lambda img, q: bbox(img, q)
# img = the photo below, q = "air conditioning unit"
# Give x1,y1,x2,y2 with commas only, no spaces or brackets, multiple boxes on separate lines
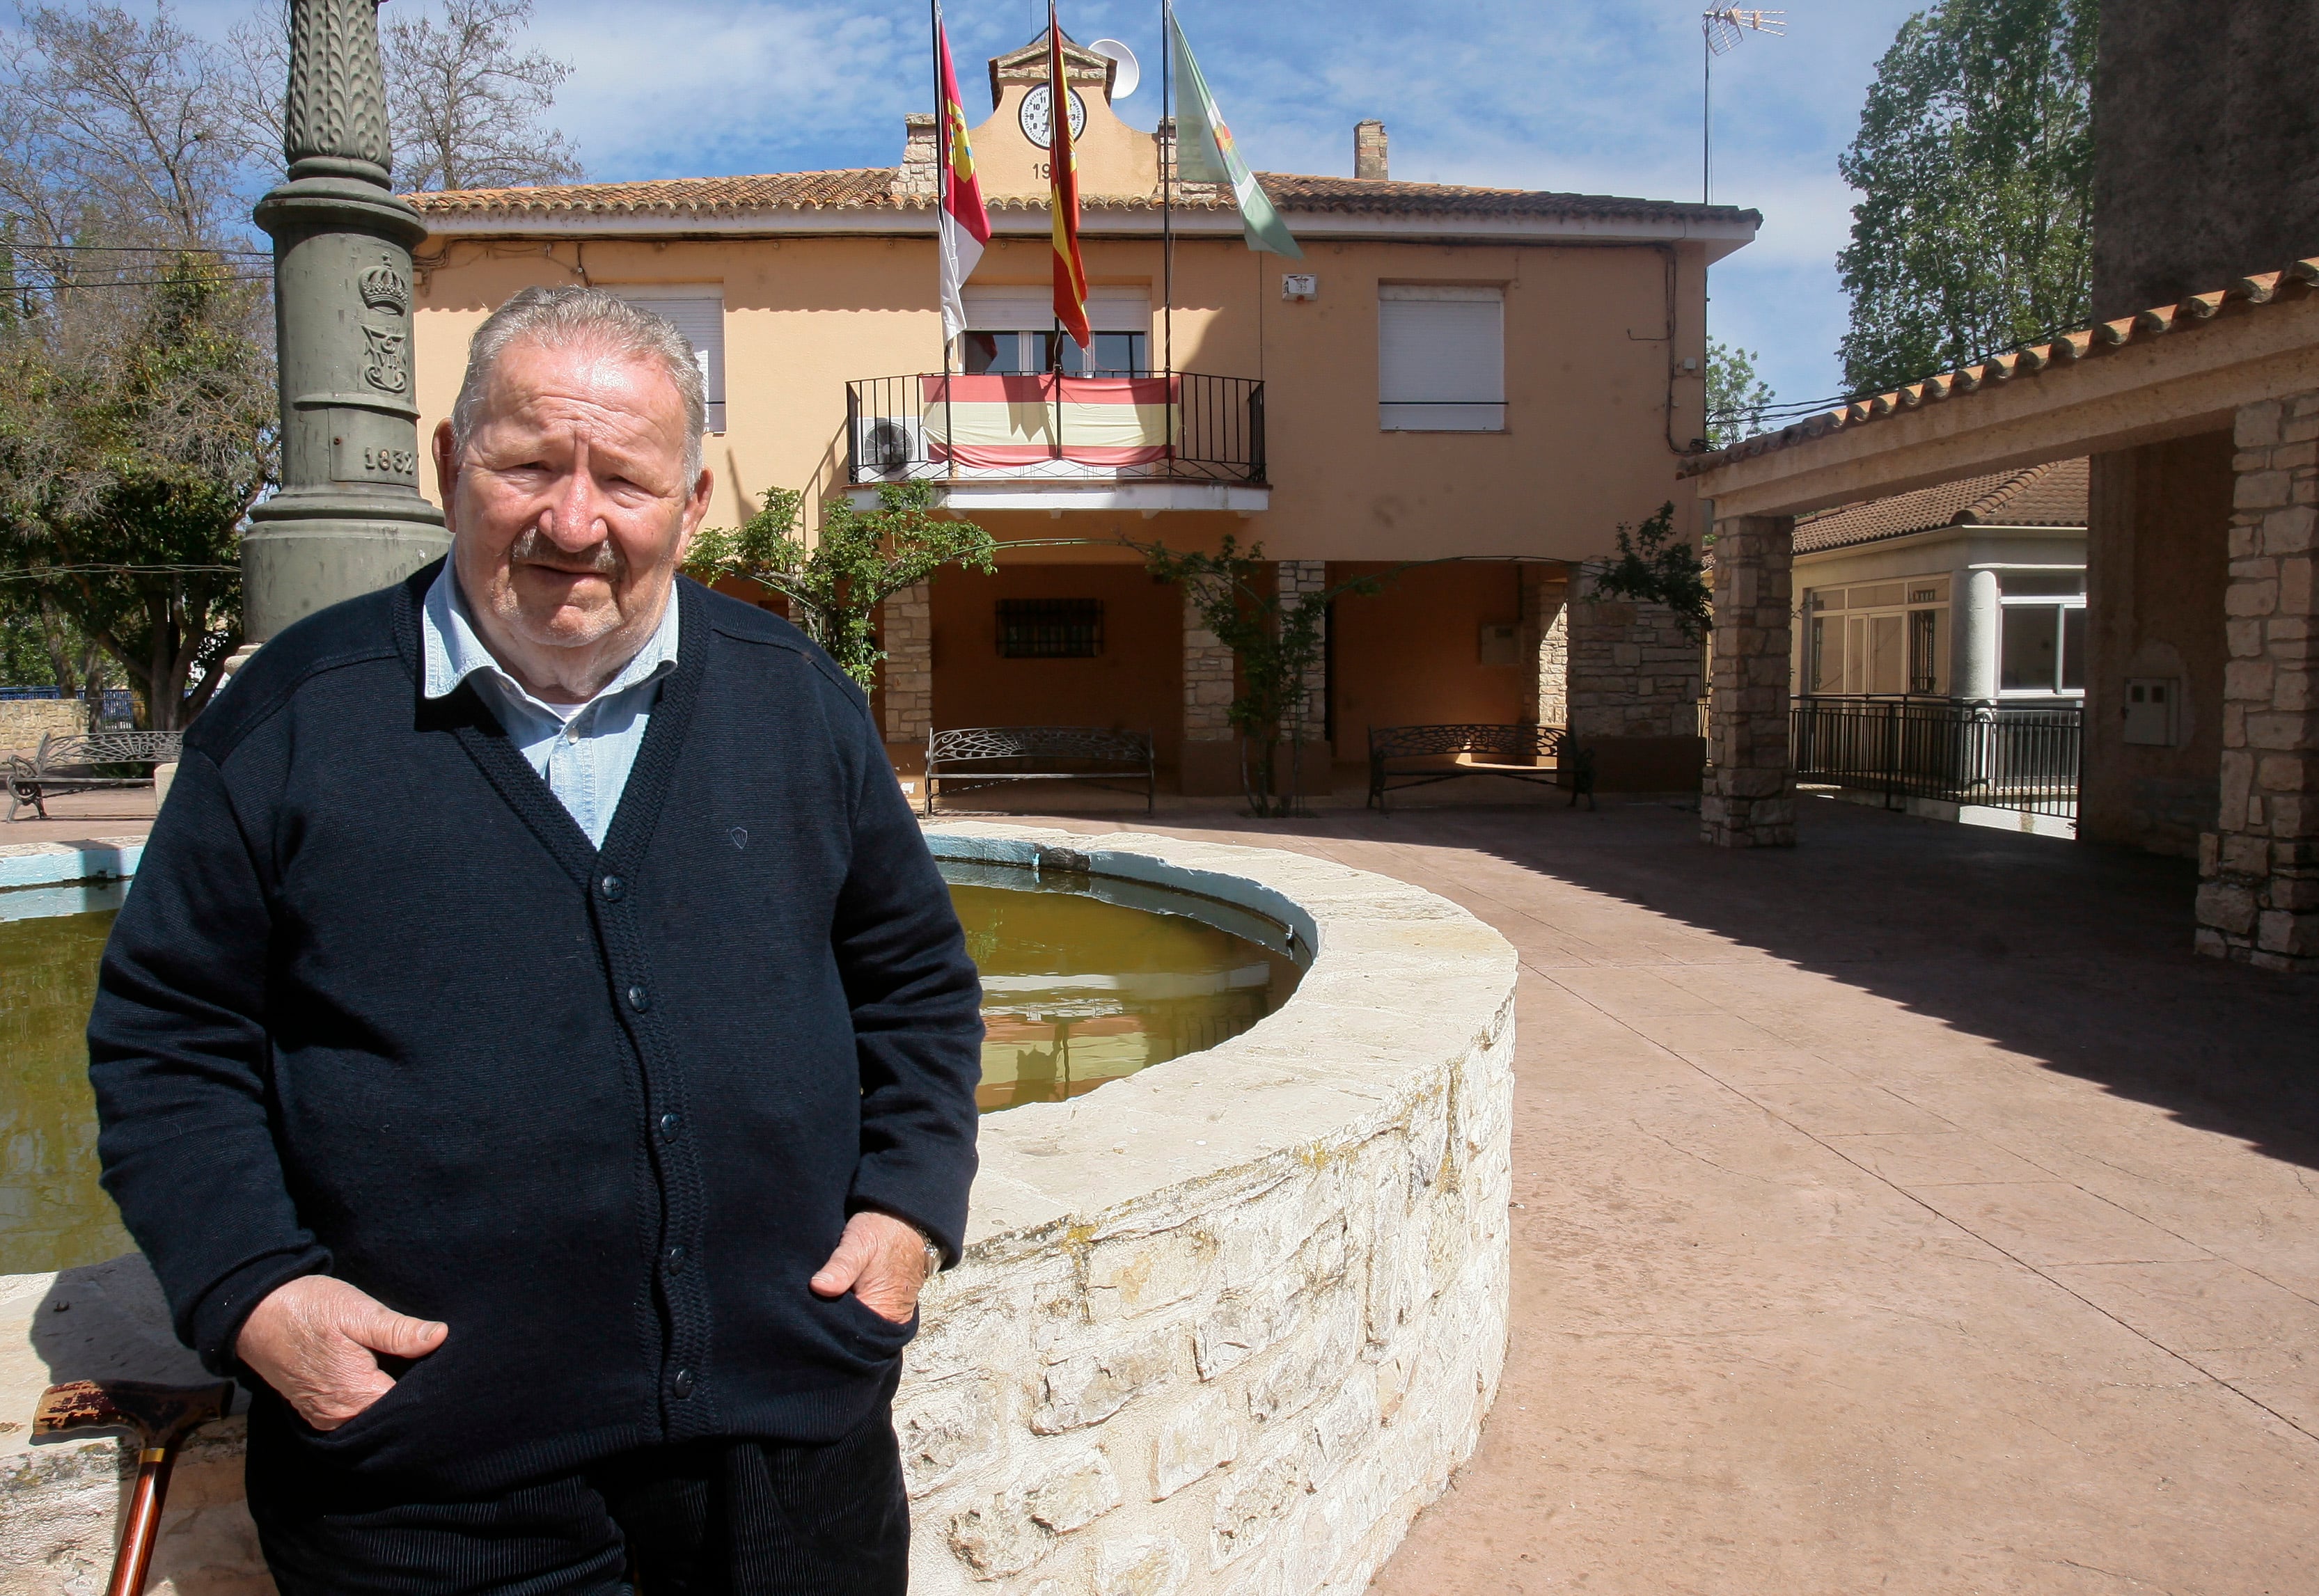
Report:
853,414,925,480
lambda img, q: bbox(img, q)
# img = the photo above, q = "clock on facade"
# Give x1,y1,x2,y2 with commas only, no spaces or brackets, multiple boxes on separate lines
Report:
1019,83,1088,147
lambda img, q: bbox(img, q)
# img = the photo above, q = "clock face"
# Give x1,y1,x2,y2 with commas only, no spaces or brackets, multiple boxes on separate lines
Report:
1019,83,1088,148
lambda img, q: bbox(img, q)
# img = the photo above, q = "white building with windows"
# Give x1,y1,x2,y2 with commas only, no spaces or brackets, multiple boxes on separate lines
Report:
1791,459,2089,704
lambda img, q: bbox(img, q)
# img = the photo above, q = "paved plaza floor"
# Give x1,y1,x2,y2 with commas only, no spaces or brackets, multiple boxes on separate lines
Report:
14,782,2313,1590
1007,794,2317,1596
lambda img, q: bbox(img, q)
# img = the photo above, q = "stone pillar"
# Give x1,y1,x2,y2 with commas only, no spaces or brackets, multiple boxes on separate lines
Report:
880,582,932,746
1276,560,1329,741
2196,394,2319,970
1701,514,1797,846
242,0,448,645
1179,583,1237,793
1519,564,1570,726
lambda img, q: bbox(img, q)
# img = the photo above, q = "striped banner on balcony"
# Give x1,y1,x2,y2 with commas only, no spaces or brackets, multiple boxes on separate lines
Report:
922,374,1175,468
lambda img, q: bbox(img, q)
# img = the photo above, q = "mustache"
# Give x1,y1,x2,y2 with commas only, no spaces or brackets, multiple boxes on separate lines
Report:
508,528,624,577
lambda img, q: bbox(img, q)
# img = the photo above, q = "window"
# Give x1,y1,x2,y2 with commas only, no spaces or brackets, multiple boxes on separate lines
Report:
960,287,1150,375
997,599,1104,658
1803,576,1949,696
1995,568,2087,695
963,330,1147,376
1378,284,1504,431
604,289,725,432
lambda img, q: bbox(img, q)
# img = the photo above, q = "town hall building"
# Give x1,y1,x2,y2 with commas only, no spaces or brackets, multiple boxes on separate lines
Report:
407,32,1757,796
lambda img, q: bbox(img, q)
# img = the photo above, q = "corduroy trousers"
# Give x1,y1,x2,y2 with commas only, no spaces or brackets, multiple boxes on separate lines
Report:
246,1396,911,1596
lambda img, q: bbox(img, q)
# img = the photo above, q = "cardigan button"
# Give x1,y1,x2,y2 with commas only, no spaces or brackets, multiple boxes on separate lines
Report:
599,874,626,901
627,985,650,1012
658,1111,682,1139
663,1245,687,1274
670,1368,695,1399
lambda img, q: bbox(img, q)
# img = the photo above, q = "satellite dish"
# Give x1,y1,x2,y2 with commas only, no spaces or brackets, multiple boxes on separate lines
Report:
1089,38,1140,99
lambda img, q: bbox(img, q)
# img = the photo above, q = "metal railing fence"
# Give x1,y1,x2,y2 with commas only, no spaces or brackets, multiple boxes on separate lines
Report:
845,371,1265,486
1791,695,2082,819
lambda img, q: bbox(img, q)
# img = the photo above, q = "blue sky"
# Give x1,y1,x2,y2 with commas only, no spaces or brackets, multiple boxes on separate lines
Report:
181,0,1930,406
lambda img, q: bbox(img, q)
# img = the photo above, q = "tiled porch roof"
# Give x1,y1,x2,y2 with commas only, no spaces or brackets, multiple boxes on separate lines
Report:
1793,458,2088,554
1683,258,2319,476
408,170,1756,227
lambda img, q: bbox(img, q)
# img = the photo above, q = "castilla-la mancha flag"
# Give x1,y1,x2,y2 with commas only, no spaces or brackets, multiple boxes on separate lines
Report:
936,8,990,345
1046,2,1092,350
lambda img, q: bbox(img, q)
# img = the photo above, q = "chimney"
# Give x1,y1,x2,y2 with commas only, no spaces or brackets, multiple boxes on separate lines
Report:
1355,119,1388,180
896,112,938,198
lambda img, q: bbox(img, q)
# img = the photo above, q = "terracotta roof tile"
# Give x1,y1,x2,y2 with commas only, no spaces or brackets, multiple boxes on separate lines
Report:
1793,458,2088,554
1681,259,2319,476
413,168,906,218
408,169,1758,227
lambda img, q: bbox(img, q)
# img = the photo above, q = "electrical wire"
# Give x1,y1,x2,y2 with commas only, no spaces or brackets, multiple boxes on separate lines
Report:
0,564,239,580
0,242,269,257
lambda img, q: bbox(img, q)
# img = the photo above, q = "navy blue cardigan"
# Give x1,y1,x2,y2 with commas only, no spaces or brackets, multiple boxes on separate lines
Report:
87,565,983,1492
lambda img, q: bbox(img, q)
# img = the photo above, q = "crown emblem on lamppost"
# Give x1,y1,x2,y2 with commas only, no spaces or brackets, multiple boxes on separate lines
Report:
359,262,410,314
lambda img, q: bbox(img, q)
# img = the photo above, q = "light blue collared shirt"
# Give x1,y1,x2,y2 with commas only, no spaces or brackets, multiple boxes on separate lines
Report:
420,562,680,850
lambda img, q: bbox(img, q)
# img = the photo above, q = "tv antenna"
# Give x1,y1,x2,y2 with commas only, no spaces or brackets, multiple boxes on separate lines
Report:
1701,8,1784,205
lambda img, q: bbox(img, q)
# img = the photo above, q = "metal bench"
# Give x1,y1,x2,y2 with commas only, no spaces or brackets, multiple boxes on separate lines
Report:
1367,722,1572,814
6,730,183,821
925,726,1156,817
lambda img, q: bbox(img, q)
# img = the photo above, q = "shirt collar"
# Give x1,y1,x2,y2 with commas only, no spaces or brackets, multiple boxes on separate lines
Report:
421,557,682,712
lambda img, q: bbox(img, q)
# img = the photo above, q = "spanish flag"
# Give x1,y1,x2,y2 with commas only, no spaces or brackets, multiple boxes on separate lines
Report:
1047,3,1092,351
936,7,990,344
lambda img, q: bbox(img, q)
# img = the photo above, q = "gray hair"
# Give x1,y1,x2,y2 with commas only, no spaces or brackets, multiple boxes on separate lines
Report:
450,285,707,481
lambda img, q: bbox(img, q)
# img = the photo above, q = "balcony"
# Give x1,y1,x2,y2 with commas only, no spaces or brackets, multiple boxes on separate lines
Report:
842,372,1268,516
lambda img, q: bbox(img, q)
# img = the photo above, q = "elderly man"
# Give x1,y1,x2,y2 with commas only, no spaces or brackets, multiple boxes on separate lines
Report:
88,286,983,1594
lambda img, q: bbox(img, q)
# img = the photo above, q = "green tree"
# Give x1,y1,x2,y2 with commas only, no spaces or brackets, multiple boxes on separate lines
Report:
1704,338,1776,449
1139,537,1386,819
1587,502,1711,642
0,258,270,727
228,0,583,193
682,481,995,694
1837,0,2097,396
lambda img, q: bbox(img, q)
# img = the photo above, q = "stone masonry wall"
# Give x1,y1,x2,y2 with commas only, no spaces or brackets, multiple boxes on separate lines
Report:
0,699,89,756
1701,516,1798,848
1276,560,1328,742
1518,566,1569,728
883,582,934,746
1183,587,1235,745
0,828,1519,1596
1565,597,1702,739
2196,394,2319,971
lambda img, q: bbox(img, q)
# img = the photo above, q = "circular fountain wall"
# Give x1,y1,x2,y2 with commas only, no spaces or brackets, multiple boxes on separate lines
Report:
0,826,1518,1596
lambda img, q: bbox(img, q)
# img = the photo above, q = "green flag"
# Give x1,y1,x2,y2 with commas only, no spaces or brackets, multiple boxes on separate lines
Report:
1169,14,1303,259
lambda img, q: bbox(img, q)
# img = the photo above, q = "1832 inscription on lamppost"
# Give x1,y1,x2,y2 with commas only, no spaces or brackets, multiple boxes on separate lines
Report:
239,0,448,646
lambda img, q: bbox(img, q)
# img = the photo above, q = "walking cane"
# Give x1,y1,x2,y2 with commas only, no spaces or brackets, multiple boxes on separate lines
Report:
34,1378,236,1596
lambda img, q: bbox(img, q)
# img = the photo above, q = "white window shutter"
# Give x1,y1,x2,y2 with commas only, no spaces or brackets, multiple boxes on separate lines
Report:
964,285,1149,333
604,289,726,434
1378,286,1504,432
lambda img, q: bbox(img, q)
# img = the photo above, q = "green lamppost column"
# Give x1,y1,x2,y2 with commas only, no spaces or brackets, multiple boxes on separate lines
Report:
242,0,448,645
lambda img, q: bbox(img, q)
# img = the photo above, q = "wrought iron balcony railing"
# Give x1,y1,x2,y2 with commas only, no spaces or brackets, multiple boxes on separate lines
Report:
845,371,1265,487
1791,694,2082,819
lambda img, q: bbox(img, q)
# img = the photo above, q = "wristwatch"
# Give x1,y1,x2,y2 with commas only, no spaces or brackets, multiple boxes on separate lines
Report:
914,1224,945,1277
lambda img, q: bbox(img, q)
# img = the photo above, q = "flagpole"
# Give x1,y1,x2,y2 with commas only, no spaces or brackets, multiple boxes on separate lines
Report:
1161,0,1174,381
934,0,954,480
1049,2,1063,453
